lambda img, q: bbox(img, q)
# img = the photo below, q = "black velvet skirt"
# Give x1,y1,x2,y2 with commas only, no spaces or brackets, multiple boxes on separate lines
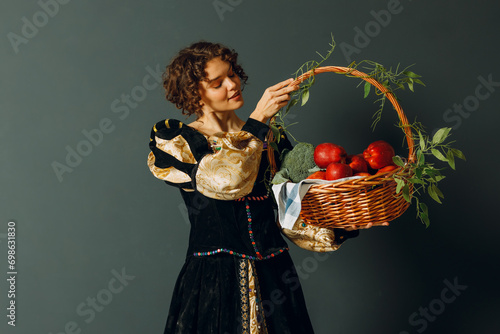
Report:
164,251,315,334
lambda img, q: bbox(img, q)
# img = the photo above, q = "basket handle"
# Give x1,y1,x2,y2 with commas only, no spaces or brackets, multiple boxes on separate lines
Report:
267,66,415,175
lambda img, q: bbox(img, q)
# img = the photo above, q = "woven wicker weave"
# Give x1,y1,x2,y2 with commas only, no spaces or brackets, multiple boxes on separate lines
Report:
269,66,415,229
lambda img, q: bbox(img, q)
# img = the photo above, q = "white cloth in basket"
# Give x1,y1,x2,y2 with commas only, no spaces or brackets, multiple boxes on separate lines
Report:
272,176,363,230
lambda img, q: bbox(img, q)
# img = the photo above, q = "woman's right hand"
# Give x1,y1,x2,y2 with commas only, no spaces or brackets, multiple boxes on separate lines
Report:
249,78,299,124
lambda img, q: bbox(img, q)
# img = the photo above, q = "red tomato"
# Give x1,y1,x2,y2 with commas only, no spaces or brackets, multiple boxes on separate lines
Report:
347,154,368,174
363,140,395,169
306,171,326,180
314,143,347,169
376,165,399,174
325,163,353,181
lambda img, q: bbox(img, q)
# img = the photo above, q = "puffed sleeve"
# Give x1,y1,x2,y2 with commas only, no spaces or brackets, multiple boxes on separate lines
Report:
147,119,200,191
147,118,269,200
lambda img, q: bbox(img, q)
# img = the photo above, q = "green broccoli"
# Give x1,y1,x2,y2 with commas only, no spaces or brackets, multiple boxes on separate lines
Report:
279,142,317,183
271,169,290,185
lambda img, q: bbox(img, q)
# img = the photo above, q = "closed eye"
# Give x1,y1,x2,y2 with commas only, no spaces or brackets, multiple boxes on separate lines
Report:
213,70,235,89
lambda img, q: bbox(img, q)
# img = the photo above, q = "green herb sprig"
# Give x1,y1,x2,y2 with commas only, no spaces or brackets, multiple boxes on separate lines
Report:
392,124,466,227
272,35,425,139
350,60,425,130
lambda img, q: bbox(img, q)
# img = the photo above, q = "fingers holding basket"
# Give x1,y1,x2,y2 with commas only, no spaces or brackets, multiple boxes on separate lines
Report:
344,222,390,231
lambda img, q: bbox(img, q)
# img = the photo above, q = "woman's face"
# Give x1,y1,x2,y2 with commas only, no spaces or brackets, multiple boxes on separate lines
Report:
198,57,244,114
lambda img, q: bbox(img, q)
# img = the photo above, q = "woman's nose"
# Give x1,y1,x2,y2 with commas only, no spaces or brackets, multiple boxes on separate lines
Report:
226,76,239,90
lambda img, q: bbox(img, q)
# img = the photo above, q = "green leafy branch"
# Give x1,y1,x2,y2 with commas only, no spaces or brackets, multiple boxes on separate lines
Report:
272,35,425,141
392,124,466,227
348,60,426,130
271,34,337,143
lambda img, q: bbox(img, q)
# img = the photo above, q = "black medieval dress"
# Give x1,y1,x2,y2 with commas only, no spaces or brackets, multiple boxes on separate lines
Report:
147,118,355,334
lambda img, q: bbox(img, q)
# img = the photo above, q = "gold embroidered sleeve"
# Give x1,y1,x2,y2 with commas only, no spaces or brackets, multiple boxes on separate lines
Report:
147,118,267,198
147,134,196,186
195,131,263,201
147,119,199,191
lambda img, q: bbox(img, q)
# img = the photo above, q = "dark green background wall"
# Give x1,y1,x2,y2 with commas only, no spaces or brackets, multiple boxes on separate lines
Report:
1,0,499,333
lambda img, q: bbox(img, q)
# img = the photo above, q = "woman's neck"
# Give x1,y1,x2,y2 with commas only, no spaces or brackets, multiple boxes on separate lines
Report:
189,110,245,135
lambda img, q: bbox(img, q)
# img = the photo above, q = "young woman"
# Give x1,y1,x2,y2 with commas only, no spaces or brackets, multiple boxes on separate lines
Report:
147,41,359,334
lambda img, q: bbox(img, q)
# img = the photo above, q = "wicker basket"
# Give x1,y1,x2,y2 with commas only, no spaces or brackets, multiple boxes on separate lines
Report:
269,66,416,229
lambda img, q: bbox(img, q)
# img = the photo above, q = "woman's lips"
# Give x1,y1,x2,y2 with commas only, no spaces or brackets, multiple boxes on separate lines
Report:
229,91,241,100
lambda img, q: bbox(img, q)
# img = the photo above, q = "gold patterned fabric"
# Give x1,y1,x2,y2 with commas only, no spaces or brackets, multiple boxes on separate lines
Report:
280,217,341,252
148,120,263,200
147,134,195,185
238,259,268,334
196,131,263,200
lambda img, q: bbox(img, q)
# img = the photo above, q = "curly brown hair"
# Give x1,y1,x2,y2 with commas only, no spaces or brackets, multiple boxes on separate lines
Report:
162,41,248,118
